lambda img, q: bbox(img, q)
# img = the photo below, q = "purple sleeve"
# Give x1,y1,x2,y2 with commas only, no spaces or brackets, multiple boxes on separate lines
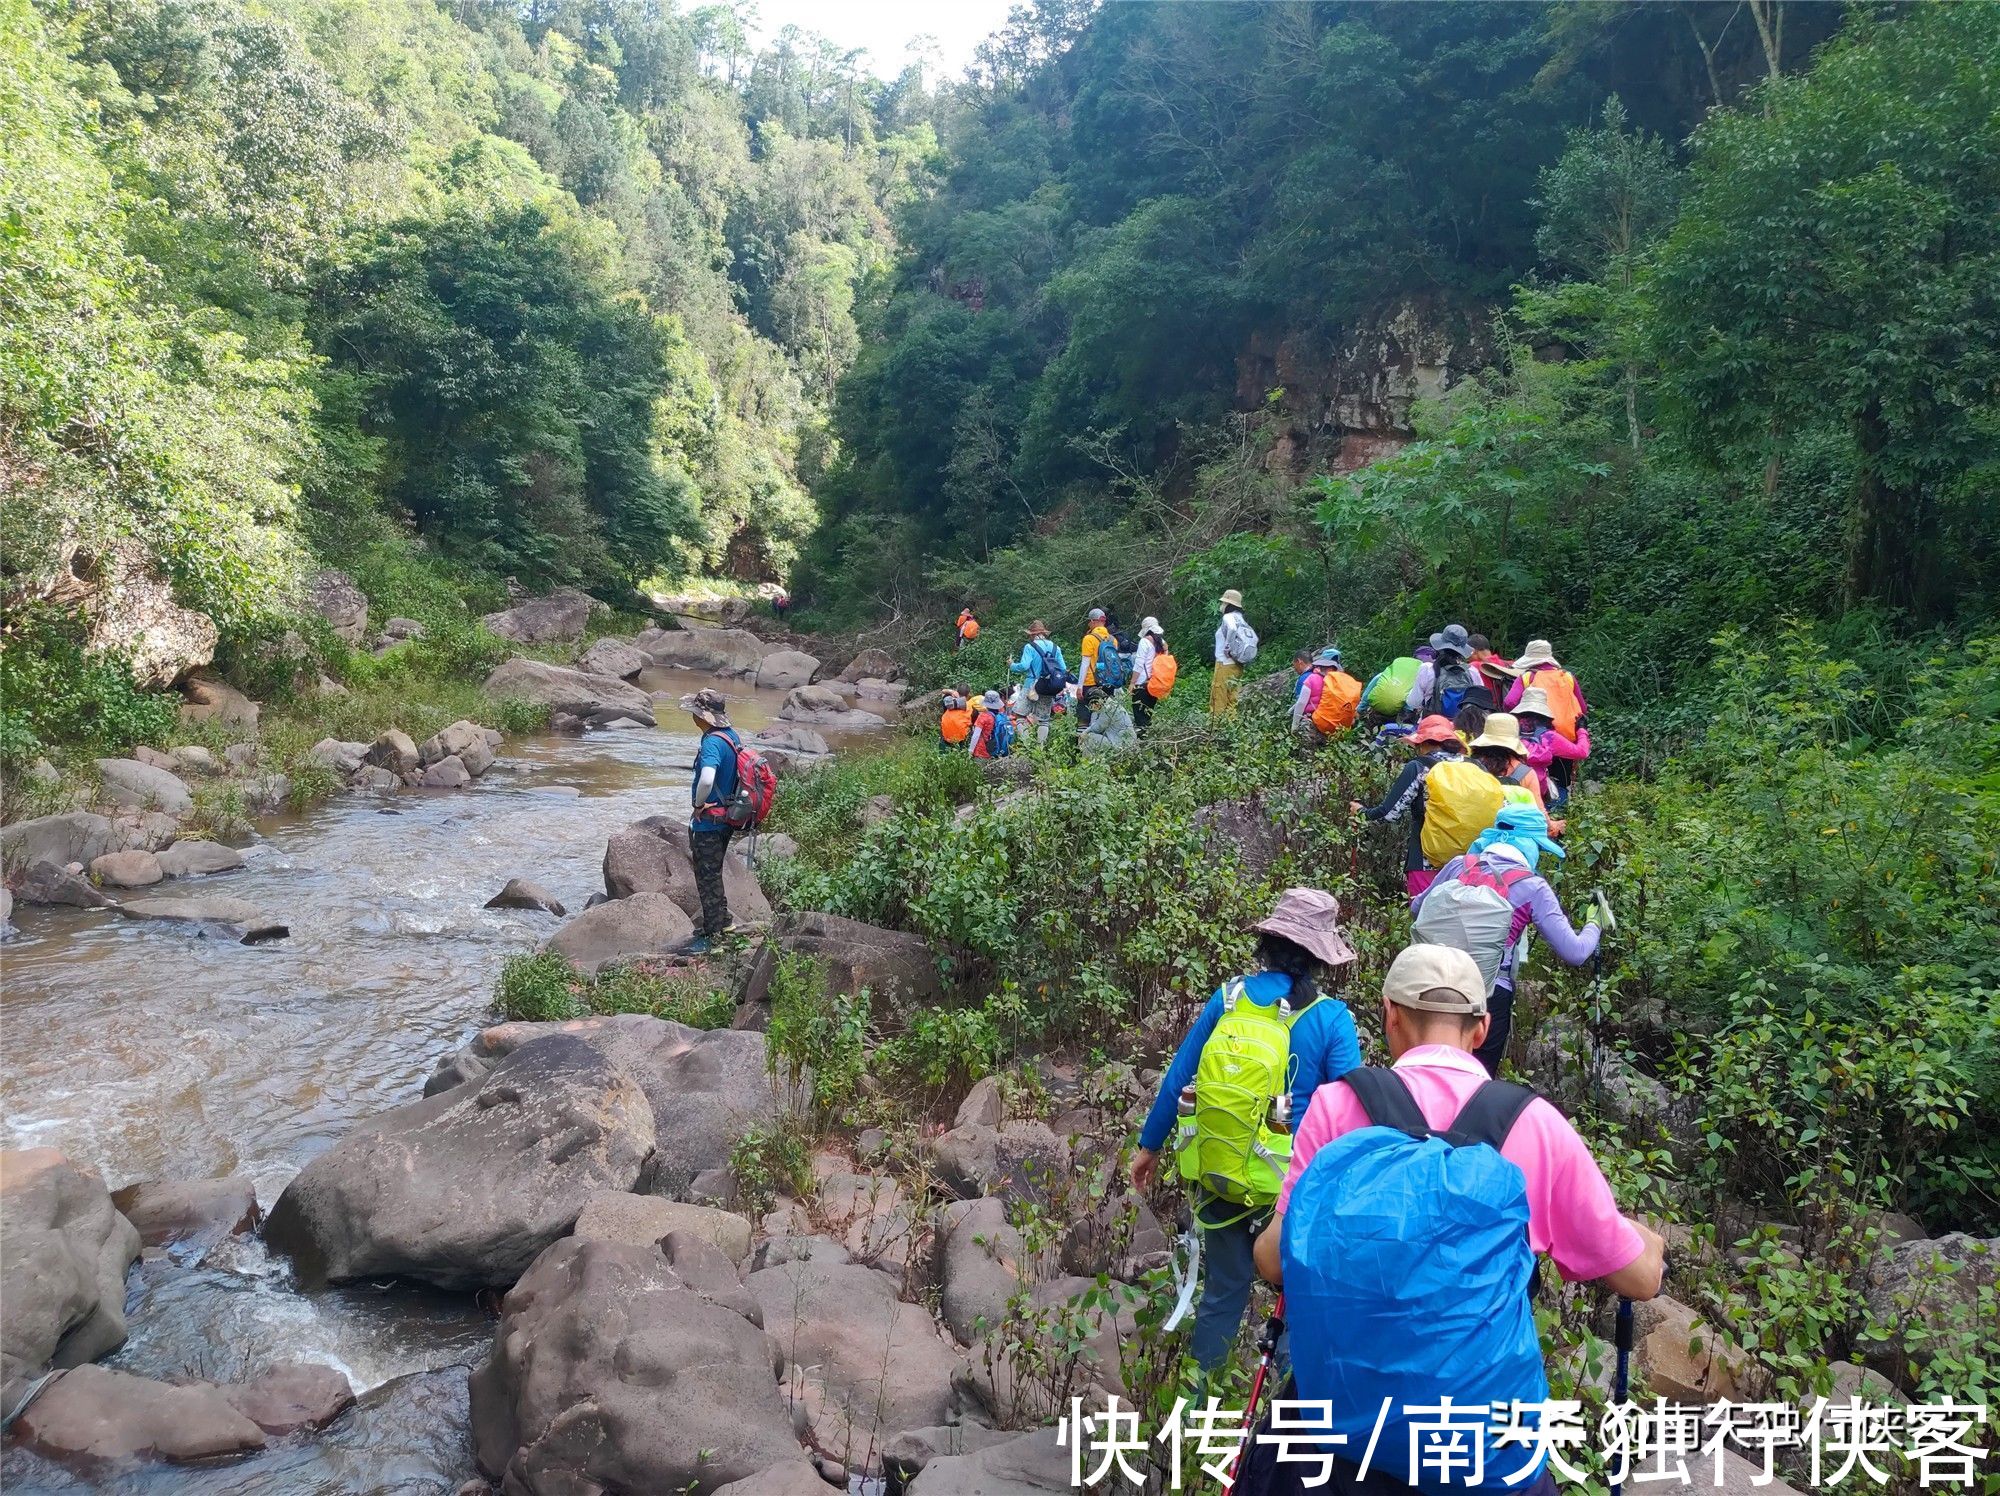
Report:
1503,676,1524,710
1522,879,1600,967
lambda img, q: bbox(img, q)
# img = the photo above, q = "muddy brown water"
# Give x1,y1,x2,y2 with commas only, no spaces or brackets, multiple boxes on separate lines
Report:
0,669,895,1492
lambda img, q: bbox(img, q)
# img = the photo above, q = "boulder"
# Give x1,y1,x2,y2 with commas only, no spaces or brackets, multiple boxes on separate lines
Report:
179,673,259,731
306,569,370,646
574,638,648,680
118,896,286,943
1861,1232,1997,1381
219,1362,357,1436
883,1422,1016,1483
169,744,222,777
778,702,889,731
114,808,182,852
544,891,696,975
752,1234,851,1271
480,587,595,644
713,1461,834,1496
738,911,941,1029
761,745,833,776
938,1196,1031,1344
751,831,801,863
347,765,399,794
363,729,419,776
93,758,193,815
87,850,161,888
0,886,12,940
906,1427,1073,1496
837,648,902,683
638,625,771,677
483,657,657,727
0,1149,141,1390
15,1365,268,1468
601,815,771,926
928,1122,1070,1205
851,677,908,705
239,773,291,816
754,726,831,757
265,1034,655,1290
956,1275,1134,1426
426,1015,773,1185
956,1076,1004,1130
470,1236,800,1494
1633,1295,1746,1403
156,840,245,878
382,616,426,642
648,593,754,626
0,812,120,875
71,540,217,689
745,1258,960,1438
572,1191,753,1265
754,649,822,691
420,755,472,789
1059,1192,1170,1280
133,745,176,771
17,860,115,908
485,878,566,917
109,1176,261,1257
418,720,497,776
814,1171,924,1273
309,738,369,776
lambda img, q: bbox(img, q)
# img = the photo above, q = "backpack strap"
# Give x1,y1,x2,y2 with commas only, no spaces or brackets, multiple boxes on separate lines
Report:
1440,1079,1538,1151
1339,1067,1431,1139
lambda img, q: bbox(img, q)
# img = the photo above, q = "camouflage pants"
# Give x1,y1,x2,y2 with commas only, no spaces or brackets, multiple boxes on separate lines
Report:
690,825,733,935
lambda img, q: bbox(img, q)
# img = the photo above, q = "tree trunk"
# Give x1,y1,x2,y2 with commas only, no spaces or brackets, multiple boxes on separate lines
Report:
1845,401,1926,615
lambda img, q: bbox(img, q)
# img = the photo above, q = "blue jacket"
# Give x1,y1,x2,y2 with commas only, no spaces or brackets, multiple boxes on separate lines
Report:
1139,971,1361,1151
1012,639,1067,682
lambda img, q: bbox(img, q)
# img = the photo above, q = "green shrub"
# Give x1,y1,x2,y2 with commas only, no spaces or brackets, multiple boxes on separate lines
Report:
729,1117,815,1215
0,609,181,764
764,953,868,1119
495,951,585,1023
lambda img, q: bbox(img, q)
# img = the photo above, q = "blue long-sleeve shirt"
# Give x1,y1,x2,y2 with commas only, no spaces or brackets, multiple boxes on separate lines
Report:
1139,971,1362,1151
1011,639,1067,683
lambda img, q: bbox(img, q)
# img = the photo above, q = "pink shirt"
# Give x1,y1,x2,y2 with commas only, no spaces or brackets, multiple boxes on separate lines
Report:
1278,1045,1643,1284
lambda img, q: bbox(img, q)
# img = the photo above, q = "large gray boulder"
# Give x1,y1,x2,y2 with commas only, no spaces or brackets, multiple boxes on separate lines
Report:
754,725,830,756
837,647,902,683
118,895,286,943
179,673,259,730
306,568,369,646
89,849,162,888
308,738,368,776
1861,1232,1997,1383
955,1275,1135,1426
0,1149,142,1394
907,1428,1073,1496
93,758,193,815
76,540,217,689
738,911,941,1029
362,729,419,775
544,891,696,974
575,637,648,680
927,1121,1070,1205
417,719,496,776
426,1015,774,1187
470,1235,800,1495
937,1196,1032,1344
776,685,888,730
155,840,245,878
481,587,595,644
601,816,771,925
753,649,821,691
637,625,771,677
110,1176,260,1258
264,1034,655,1290
17,860,115,908
0,811,120,874
484,657,657,727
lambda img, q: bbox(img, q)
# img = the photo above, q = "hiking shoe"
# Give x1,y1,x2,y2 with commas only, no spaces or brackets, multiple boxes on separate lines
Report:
677,935,714,956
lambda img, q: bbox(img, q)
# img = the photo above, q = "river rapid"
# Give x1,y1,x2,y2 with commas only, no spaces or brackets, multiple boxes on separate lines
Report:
0,668,882,1493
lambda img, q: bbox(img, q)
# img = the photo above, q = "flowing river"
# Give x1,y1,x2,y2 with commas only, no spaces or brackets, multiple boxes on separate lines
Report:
0,668,887,1493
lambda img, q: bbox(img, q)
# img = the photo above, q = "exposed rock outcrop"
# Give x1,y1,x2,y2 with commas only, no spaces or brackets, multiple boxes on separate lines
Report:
484,657,657,727
88,850,162,888
306,569,370,646
17,860,115,908
93,758,193,815
179,674,260,730
837,648,902,683
637,625,770,676
737,911,941,1029
418,720,497,777
753,649,821,691
574,637,647,680
0,812,120,875
777,684,888,730
601,815,771,925
481,588,595,644
544,891,696,974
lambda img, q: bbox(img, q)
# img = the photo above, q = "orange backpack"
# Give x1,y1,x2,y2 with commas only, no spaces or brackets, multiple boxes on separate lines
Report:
1147,649,1179,699
940,707,971,744
1525,667,1580,741
1311,670,1363,733
958,615,980,641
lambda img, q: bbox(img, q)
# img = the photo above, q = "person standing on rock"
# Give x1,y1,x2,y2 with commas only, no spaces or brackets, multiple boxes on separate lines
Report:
1211,589,1258,717
682,689,741,954
1129,889,1361,1377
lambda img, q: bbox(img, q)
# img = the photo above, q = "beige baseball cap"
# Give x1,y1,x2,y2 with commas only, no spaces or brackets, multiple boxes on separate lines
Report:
1383,944,1488,1016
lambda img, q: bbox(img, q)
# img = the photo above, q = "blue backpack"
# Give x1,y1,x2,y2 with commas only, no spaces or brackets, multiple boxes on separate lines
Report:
990,711,1015,757
1093,637,1130,691
1030,640,1069,698
1281,1069,1545,1494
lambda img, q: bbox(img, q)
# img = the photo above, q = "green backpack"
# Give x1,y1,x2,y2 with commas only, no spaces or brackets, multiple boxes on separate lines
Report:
1174,979,1299,1222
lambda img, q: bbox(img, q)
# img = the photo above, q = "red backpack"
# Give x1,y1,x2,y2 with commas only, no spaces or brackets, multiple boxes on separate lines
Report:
704,731,778,830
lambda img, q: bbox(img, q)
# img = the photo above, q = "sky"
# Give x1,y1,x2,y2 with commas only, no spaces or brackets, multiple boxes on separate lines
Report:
746,0,1019,79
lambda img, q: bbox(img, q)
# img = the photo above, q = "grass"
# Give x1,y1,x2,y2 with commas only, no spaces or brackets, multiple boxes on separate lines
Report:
493,949,736,1027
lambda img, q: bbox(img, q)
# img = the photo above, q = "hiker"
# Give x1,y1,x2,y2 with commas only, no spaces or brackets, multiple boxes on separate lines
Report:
1413,805,1601,1075
771,589,790,622
967,689,1013,759
955,607,980,651
1516,684,1591,810
1078,686,1135,756
1468,711,1547,811
1351,715,1466,897
1211,588,1258,716
938,690,972,752
1010,621,1068,746
1505,640,1586,804
1131,616,1174,733
682,689,742,953
1469,631,1516,701
1307,648,1363,742
1130,889,1360,1375
1421,623,1494,717
1243,944,1664,1496
1077,607,1115,727
1288,650,1323,737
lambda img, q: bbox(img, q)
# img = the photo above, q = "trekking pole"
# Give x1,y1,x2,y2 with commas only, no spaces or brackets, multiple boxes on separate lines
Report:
1609,1297,1635,1496
1225,1293,1285,1490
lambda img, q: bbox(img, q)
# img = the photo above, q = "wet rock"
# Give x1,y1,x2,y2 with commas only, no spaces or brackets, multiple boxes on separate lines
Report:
266,1033,655,1290
307,568,370,645
88,850,161,887
938,1196,1030,1344
572,1191,753,1264
118,896,286,943
574,637,647,680
638,625,771,677
837,647,902,683
239,773,291,816
347,765,399,794
851,677,909,705
110,1176,260,1256
754,648,821,691
419,720,497,776
428,1016,773,1185
169,744,222,777
93,758,193,815
907,1426,1073,1495
601,815,771,925
470,1235,799,1494
481,588,595,644
548,711,586,734
18,860,115,908
0,1149,141,1389
485,878,565,916
421,755,472,789
362,729,419,776
1,812,120,875
180,674,260,731
738,911,941,1029
153,840,245,879
544,891,695,975
483,657,657,727
778,685,888,729
1633,1295,1746,1403
754,725,831,756
746,1258,960,1438
114,808,182,853
309,738,368,776
221,1362,357,1436
15,1365,267,1468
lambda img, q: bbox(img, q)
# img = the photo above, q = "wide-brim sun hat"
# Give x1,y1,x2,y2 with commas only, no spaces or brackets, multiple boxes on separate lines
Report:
1139,615,1162,636
1514,638,1558,670
1410,714,1460,746
1486,803,1565,860
1025,619,1050,636
1429,623,1473,656
1219,588,1244,608
1469,712,1527,756
1514,686,1555,720
1383,944,1487,1017
1254,887,1358,969
678,689,731,726
982,690,1004,709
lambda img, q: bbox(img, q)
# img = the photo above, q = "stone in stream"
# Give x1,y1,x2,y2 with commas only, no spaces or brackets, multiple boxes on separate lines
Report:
346,765,399,794
635,624,770,677
484,878,566,916
837,646,902,683
543,891,695,974
87,850,162,888
0,812,120,875
266,1035,655,1291
418,720,497,776
600,815,771,926
118,895,287,943
480,587,595,645
239,773,292,816
752,648,821,691
573,637,647,680
420,755,472,789
483,657,657,727
155,839,246,878
362,729,420,776
16,860,115,909
114,808,182,852
0,886,12,940
110,1175,261,1256
0,1149,142,1391
470,1236,801,1495
92,758,194,815
309,738,368,776
753,725,830,756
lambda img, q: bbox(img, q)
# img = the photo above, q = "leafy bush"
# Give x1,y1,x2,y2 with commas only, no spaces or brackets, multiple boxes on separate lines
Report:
763,953,868,1121
493,951,734,1028
494,951,584,1023
729,1117,815,1216
0,610,181,763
